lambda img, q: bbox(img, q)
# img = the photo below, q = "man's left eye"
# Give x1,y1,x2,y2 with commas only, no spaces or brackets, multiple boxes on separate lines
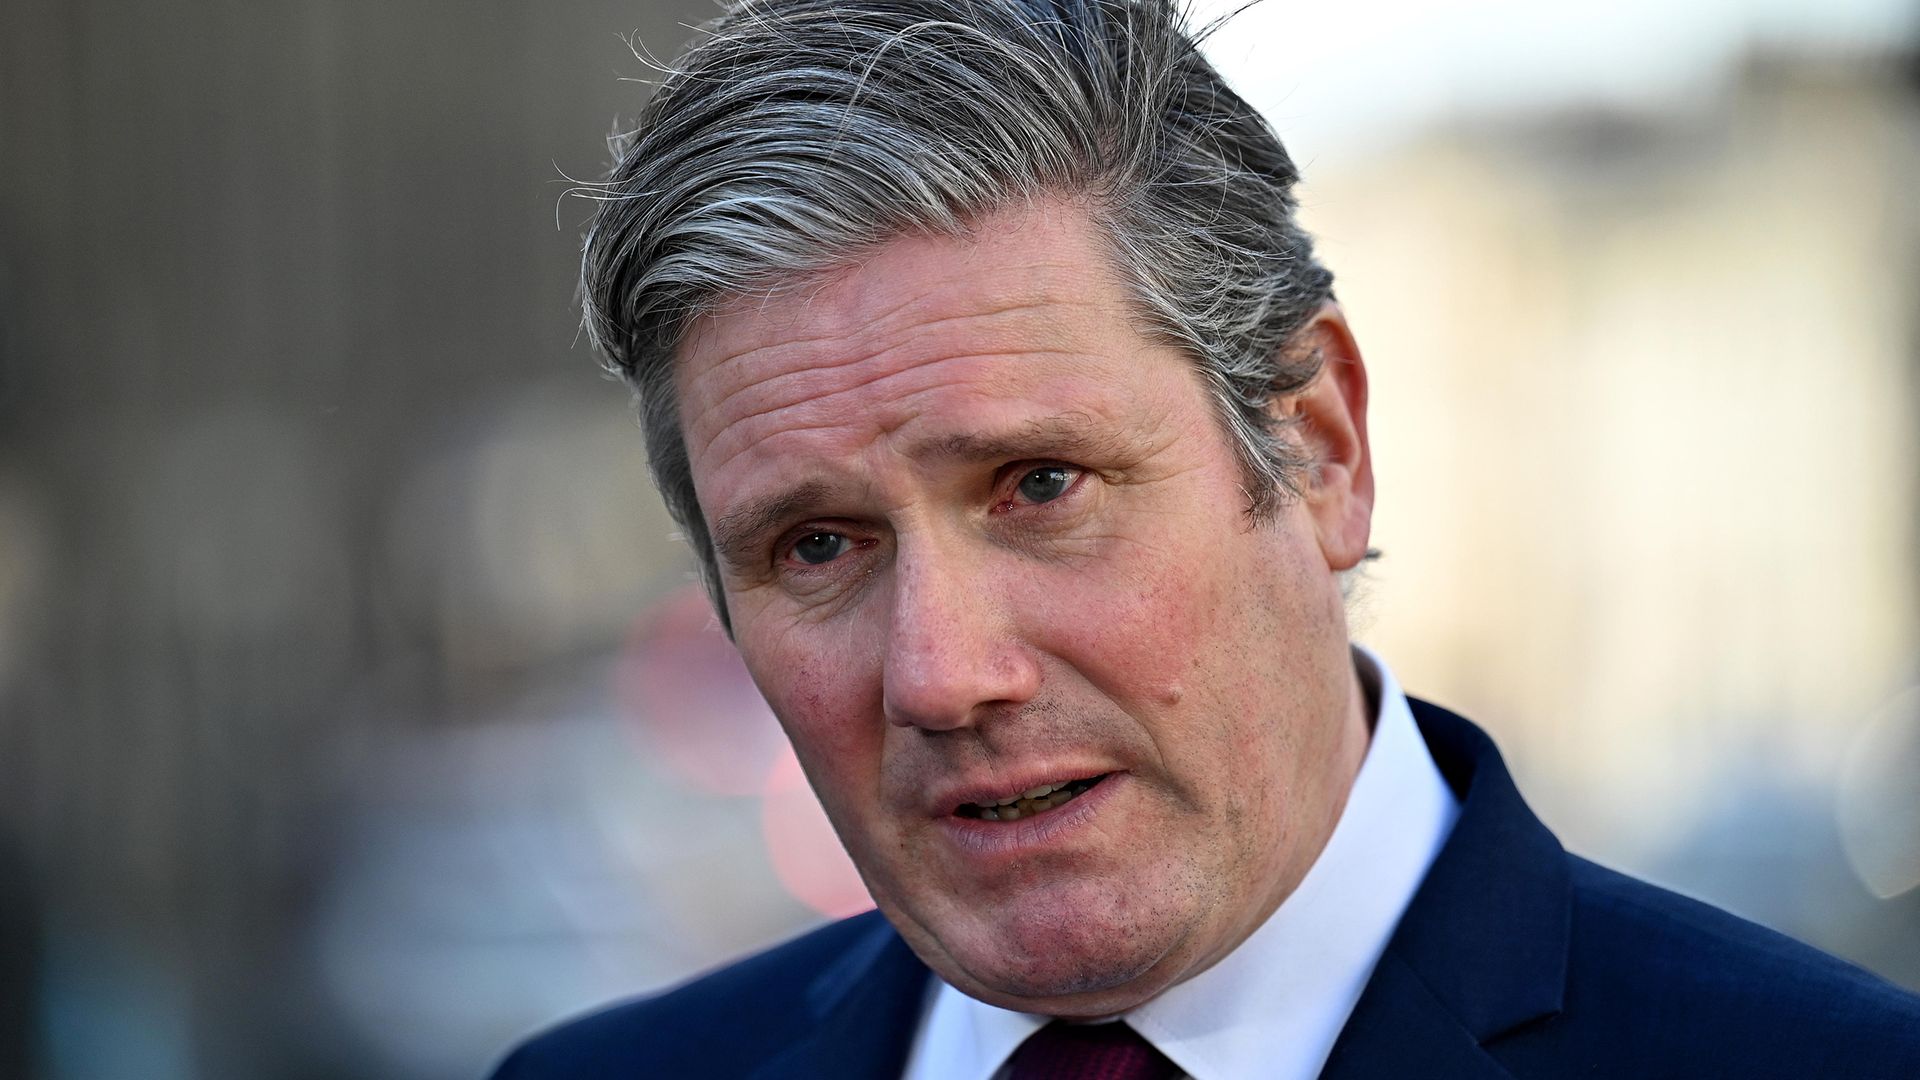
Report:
790,531,852,565
1015,466,1076,504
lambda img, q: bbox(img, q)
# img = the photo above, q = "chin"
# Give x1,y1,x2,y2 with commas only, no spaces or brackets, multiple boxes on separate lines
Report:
918,887,1194,1011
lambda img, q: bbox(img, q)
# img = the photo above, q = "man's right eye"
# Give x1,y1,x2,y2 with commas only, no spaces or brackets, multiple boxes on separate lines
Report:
790,531,851,566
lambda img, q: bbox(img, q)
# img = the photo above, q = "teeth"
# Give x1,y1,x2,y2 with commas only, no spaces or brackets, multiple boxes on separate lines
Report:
991,782,1062,807
961,775,1107,821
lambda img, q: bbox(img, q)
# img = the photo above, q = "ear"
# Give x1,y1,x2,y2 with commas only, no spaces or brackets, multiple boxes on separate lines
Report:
1274,303,1374,570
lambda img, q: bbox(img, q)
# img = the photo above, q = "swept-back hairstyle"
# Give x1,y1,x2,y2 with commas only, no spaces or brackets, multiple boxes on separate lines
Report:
581,0,1335,628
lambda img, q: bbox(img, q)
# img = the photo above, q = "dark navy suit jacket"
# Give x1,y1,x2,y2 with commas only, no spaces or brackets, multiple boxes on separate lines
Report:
490,700,1920,1078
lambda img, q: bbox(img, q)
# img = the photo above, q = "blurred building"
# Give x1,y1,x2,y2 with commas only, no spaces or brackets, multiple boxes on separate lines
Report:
1319,46,1920,975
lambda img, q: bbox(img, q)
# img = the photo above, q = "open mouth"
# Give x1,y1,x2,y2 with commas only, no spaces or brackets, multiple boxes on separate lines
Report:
953,774,1109,822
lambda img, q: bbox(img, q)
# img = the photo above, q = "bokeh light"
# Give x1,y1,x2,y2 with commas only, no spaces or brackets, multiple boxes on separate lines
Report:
761,747,874,920
618,587,788,796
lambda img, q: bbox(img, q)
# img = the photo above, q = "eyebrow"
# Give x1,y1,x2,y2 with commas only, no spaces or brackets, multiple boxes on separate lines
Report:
711,480,835,573
707,413,1128,572
904,412,1113,464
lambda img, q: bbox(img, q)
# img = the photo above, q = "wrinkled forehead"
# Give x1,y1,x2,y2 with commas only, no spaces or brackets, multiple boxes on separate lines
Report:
672,203,1141,462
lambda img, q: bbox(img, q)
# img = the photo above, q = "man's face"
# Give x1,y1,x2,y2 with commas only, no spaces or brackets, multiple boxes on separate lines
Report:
676,202,1374,1016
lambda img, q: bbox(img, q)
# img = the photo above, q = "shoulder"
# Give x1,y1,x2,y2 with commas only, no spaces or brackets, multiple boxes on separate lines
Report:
1400,697,1920,1074
1499,856,1920,1076
486,911,903,1079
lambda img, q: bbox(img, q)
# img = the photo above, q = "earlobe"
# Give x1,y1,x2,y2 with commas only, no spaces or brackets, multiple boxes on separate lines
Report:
1285,304,1375,570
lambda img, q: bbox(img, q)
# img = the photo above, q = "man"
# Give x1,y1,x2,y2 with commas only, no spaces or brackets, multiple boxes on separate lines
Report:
492,1,1920,1076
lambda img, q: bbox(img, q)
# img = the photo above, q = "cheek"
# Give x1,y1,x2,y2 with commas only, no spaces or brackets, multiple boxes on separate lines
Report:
740,633,886,812
1052,552,1235,707
1036,520,1321,801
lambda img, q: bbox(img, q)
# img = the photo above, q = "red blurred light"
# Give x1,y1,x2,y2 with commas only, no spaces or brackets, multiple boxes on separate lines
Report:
616,586,786,795
760,746,874,919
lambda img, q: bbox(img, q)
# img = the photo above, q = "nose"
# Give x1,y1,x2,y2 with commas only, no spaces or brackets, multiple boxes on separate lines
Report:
881,549,1041,731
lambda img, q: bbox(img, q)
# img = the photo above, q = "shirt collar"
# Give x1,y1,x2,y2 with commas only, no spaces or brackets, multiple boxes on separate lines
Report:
903,645,1460,1080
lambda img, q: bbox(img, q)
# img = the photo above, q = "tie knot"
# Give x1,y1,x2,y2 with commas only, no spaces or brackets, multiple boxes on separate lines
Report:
1005,1020,1182,1080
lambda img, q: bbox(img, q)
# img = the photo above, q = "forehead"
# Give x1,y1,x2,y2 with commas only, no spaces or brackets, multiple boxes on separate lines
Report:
674,204,1159,490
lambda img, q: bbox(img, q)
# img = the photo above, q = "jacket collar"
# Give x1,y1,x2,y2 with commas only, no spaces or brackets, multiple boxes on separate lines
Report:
757,910,930,1080
1319,698,1571,1079
767,699,1571,1080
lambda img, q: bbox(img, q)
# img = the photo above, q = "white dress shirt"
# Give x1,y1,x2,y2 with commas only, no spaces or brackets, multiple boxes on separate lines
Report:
900,646,1460,1080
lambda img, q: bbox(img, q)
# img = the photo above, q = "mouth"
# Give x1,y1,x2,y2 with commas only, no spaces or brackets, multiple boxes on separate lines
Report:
952,773,1110,822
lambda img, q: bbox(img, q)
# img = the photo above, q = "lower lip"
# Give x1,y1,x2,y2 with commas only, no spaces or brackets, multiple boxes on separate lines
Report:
934,772,1128,860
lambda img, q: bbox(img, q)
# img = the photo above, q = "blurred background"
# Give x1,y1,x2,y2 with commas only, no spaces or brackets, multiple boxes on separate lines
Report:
2,0,1917,1077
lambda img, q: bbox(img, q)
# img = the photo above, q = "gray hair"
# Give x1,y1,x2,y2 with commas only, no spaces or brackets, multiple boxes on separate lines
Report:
581,0,1336,629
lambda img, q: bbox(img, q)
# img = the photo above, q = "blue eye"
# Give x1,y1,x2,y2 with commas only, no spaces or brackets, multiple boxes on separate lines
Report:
1016,466,1074,504
791,532,850,565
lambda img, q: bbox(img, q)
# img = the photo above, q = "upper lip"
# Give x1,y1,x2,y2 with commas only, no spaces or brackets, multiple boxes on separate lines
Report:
927,766,1116,817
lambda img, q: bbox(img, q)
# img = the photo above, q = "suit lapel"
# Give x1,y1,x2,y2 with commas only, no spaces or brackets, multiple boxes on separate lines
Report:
753,912,932,1080
1318,952,1515,1080
1321,700,1572,1079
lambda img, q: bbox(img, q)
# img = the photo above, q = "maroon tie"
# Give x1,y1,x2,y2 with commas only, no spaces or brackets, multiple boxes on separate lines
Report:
1004,1021,1183,1080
